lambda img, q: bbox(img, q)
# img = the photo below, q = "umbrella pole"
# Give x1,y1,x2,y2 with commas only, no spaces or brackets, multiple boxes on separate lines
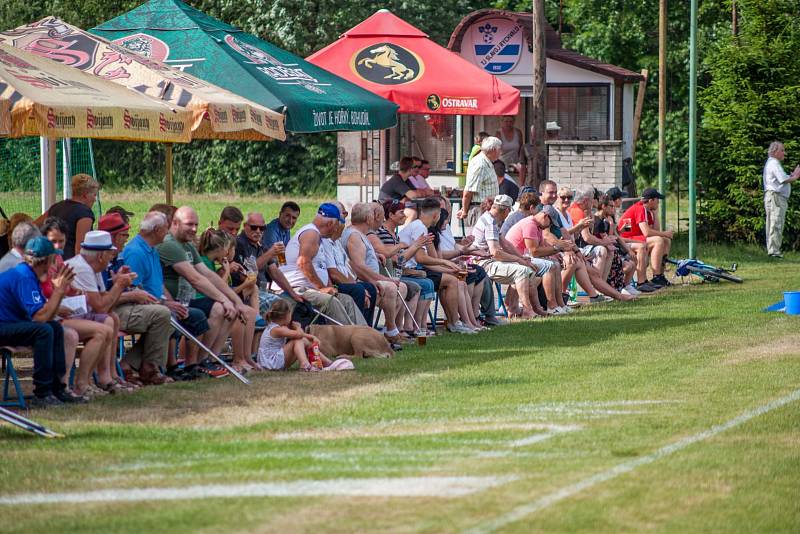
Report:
165,143,173,205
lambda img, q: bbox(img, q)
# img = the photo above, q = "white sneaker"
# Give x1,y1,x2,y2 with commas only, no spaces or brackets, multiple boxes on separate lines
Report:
550,307,569,315
447,322,477,334
622,284,641,296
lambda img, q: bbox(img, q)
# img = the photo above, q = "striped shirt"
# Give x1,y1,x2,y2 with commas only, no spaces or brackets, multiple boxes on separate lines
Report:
465,152,499,203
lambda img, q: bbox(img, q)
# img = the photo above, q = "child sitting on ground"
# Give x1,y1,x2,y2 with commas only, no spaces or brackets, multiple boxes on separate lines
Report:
259,299,332,371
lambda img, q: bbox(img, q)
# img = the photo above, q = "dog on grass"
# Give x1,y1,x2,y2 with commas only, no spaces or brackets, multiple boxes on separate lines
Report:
308,325,394,359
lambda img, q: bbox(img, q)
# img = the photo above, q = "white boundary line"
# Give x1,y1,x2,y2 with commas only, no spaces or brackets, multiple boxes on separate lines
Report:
466,388,800,534
0,476,516,505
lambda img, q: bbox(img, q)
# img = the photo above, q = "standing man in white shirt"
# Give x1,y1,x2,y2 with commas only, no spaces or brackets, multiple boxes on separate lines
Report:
457,137,502,229
763,141,800,258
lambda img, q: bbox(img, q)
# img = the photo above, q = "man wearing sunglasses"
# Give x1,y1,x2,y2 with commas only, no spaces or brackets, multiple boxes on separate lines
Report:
234,212,303,313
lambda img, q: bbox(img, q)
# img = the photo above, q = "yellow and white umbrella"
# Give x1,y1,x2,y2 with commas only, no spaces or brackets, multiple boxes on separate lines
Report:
0,41,192,142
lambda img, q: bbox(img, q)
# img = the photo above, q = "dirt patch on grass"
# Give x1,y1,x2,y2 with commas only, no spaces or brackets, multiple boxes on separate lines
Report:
724,334,800,365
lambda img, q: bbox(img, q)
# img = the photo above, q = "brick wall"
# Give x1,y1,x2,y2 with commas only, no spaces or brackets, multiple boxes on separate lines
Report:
546,140,622,192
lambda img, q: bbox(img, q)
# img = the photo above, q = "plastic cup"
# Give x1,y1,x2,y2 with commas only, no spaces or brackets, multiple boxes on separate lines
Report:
417,335,427,347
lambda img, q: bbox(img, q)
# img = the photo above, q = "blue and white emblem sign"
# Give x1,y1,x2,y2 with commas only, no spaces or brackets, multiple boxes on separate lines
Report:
469,18,523,75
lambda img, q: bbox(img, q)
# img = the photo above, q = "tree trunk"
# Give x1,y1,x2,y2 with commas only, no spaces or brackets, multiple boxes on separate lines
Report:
530,0,547,189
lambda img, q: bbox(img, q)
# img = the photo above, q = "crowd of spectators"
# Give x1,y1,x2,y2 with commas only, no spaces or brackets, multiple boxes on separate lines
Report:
0,152,673,406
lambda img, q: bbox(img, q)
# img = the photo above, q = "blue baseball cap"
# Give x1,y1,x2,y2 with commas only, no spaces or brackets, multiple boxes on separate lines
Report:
24,236,62,258
318,203,345,223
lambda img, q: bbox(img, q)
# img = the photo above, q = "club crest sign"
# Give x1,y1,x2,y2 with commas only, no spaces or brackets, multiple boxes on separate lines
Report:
469,18,522,74
351,43,423,85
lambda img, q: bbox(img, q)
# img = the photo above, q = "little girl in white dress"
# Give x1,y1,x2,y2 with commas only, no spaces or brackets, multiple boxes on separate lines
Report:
258,300,332,371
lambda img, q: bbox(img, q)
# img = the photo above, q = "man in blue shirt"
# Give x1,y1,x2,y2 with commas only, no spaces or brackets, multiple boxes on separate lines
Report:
118,211,187,384
262,201,300,250
0,237,79,406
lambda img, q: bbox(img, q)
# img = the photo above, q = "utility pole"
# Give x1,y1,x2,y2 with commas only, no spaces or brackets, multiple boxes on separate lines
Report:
531,0,547,188
688,0,698,258
658,0,667,228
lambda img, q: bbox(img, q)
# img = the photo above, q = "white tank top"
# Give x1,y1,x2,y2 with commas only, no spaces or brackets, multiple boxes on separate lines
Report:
280,223,329,289
498,128,522,166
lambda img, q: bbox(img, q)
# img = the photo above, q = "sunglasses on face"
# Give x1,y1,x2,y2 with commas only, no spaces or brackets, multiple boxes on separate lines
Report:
560,196,573,201
248,224,266,232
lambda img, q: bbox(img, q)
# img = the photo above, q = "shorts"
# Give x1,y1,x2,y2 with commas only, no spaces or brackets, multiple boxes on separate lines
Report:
466,264,488,285
257,347,285,370
581,245,600,260
173,306,210,338
401,279,421,301
529,257,555,277
422,268,443,292
73,312,110,324
402,275,435,300
189,296,215,318
477,259,534,285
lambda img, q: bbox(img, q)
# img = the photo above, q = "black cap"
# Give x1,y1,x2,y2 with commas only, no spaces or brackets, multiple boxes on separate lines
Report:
641,187,665,200
606,187,624,200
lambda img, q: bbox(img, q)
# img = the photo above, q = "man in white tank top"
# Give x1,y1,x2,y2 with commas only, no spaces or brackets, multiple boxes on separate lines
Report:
280,204,366,326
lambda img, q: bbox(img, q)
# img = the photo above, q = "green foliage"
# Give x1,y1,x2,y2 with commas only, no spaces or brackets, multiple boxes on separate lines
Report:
699,0,800,247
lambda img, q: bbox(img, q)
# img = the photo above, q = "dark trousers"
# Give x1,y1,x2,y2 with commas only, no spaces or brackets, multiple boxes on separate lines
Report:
0,320,66,398
480,280,497,319
337,282,377,326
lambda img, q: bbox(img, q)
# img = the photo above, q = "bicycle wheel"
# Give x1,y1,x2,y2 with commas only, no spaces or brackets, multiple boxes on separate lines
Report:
691,264,743,283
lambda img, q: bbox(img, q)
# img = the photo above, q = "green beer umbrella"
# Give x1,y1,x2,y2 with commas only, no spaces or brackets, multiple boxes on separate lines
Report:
92,0,398,133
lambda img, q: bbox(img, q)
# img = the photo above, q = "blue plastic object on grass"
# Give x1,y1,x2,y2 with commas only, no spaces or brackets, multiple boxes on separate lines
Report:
784,292,800,315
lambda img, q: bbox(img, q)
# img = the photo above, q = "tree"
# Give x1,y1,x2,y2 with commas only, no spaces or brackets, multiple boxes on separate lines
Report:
699,0,800,248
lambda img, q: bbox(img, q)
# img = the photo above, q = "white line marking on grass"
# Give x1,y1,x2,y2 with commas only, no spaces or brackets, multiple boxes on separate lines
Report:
0,476,517,506
466,388,800,534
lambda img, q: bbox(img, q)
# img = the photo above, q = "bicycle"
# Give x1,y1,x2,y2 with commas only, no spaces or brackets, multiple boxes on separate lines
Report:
665,257,743,284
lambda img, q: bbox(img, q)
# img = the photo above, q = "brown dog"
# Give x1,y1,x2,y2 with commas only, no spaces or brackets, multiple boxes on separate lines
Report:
308,325,394,359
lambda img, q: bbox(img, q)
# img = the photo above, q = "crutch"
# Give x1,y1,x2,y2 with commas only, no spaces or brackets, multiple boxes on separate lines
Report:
0,406,63,438
170,317,250,385
306,303,346,326
379,264,422,332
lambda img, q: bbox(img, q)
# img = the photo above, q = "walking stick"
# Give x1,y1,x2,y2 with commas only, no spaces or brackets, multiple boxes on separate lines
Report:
170,317,250,385
0,406,63,438
379,264,422,332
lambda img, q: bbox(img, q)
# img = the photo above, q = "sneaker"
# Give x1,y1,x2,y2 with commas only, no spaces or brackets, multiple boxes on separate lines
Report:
636,282,659,293
622,284,641,296
55,389,89,404
205,366,230,379
483,316,507,326
549,307,569,315
651,274,671,287
588,294,613,303
31,394,64,408
769,253,784,259
447,322,477,334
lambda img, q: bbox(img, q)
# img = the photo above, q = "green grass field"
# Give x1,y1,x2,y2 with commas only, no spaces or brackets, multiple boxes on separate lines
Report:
1,201,799,531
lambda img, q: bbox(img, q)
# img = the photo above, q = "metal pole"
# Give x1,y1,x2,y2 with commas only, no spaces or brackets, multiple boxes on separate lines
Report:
39,137,57,213
169,317,250,385
658,0,668,227
62,138,72,199
455,115,463,174
165,143,173,205
688,0,698,259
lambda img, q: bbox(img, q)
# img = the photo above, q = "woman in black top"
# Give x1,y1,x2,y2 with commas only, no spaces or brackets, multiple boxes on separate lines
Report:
36,173,98,260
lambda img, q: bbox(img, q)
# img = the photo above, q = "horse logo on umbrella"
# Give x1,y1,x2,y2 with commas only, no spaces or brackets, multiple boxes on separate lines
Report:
352,42,423,85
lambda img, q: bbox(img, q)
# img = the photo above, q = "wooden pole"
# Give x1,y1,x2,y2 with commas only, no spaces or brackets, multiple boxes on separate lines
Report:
531,0,547,188
165,143,173,205
658,0,667,227
631,69,648,160
732,0,738,36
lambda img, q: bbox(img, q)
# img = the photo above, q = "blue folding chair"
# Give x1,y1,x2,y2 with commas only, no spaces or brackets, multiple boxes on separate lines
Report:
1,347,29,409
495,282,509,318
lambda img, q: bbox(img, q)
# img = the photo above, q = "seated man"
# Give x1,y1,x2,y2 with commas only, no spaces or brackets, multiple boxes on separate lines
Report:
505,207,574,314
0,222,40,274
407,157,435,196
158,207,250,374
571,187,616,281
108,212,180,385
234,211,302,313
320,214,377,328
344,203,409,343
66,231,140,392
472,195,542,319
399,198,473,334
217,206,244,238
618,188,672,290
0,237,81,406
263,201,300,250
494,160,520,202
280,203,367,326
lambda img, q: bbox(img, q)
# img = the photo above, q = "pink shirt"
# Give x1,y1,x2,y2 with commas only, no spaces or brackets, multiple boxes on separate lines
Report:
505,216,543,255
408,175,431,190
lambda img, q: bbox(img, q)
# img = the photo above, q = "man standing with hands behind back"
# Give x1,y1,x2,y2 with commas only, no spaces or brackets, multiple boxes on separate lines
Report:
763,141,800,258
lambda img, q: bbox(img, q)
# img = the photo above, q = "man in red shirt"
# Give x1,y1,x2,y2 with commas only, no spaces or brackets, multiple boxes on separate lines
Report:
618,188,672,290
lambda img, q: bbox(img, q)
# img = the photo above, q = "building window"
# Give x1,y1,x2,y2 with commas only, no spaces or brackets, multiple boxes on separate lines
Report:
397,114,456,172
545,85,609,140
